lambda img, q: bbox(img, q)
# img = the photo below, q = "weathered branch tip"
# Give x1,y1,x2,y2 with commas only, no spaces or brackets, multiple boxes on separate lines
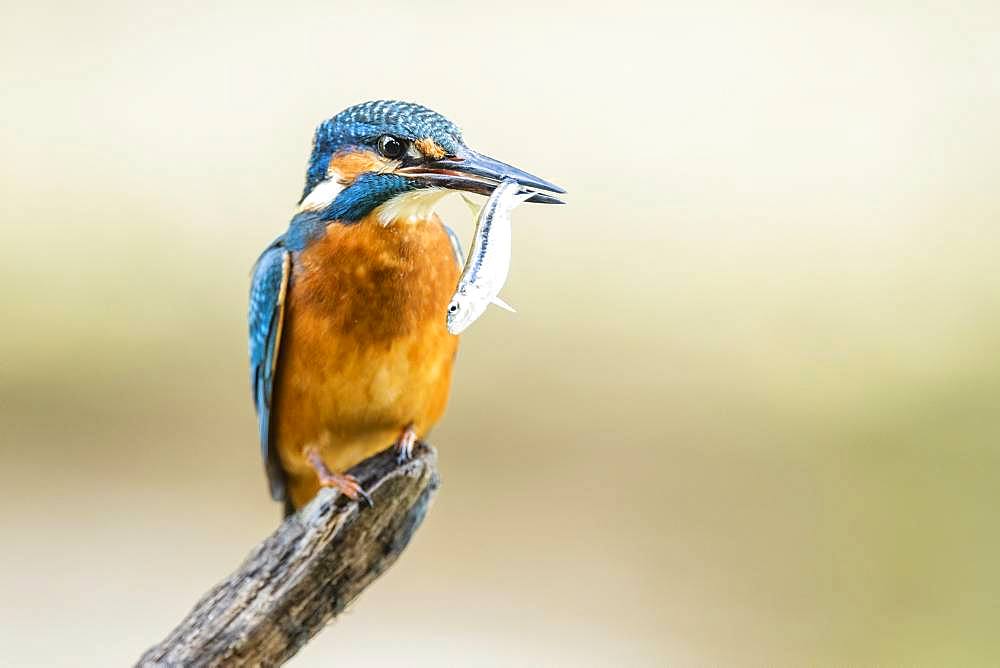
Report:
137,443,439,667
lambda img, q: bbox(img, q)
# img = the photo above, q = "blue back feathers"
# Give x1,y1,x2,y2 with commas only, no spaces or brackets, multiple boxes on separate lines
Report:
248,239,290,500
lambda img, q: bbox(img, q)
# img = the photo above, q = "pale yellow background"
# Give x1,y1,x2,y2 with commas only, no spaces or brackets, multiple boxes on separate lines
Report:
2,1,999,665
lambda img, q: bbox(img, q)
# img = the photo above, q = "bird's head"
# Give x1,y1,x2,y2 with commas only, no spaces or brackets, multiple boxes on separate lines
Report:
295,100,564,225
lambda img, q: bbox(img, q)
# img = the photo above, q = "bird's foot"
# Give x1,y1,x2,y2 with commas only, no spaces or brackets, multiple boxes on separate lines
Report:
320,472,373,507
305,447,373,507
394,423,418,463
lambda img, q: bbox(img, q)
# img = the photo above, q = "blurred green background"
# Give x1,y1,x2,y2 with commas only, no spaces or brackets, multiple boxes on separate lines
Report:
3,1,999,665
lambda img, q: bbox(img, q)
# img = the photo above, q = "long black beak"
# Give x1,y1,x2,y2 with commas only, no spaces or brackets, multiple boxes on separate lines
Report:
399,148,565,204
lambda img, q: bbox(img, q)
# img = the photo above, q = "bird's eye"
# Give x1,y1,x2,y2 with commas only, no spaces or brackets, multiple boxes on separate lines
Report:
376,135,406,160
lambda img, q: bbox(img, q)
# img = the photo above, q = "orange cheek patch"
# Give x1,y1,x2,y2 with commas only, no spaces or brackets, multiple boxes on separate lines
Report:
415,138,446,160
328,150,392,183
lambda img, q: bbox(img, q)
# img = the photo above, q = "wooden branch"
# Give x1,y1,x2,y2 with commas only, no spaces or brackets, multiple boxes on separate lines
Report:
137,444,439,667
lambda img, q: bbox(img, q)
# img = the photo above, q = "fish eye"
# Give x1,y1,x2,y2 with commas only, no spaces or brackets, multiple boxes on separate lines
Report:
447,302,460,314
376,135,406,160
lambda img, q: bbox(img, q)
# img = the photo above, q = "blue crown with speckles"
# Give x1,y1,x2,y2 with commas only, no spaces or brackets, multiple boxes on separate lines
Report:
302,100,464,200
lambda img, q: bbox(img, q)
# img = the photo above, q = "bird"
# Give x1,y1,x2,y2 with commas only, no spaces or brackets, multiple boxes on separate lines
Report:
248,100,564,515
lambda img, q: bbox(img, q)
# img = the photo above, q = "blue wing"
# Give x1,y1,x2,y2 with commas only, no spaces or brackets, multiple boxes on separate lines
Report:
443,223,464,270
249,237,291,501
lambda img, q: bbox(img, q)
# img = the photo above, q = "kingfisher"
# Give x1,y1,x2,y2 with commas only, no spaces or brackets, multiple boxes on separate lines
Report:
248,100,564,515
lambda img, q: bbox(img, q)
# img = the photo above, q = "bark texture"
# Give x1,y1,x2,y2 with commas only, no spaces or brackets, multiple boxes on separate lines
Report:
137,444,439,667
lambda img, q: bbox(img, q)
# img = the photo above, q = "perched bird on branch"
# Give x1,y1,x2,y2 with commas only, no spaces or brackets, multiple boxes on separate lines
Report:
249,100,564,514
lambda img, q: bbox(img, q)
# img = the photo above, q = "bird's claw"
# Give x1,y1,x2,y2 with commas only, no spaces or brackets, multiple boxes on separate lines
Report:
306,446,373,507
318,472,373,507
394,423,418,463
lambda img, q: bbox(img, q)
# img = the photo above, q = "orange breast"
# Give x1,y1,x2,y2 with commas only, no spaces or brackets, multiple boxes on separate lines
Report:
272,213,460,509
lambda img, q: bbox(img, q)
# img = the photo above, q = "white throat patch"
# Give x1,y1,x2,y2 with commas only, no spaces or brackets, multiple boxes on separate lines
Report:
374,188,450,226
297,175,345,212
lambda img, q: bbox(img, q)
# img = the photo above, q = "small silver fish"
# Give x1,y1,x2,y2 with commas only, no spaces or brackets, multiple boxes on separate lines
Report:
447,178,532,335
